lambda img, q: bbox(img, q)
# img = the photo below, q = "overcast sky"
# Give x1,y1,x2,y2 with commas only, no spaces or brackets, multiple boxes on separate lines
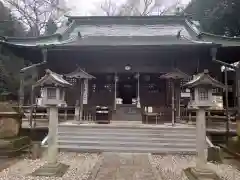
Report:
65,0,191,16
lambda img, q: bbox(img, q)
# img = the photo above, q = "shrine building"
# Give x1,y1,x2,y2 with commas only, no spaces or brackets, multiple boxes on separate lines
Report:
1,15,239,123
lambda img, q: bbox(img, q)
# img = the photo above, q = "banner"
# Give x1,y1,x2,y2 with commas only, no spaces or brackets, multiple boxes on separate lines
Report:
83,79,88,104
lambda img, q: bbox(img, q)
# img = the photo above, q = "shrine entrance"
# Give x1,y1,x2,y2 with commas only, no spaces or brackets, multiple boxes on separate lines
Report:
118,74,137,104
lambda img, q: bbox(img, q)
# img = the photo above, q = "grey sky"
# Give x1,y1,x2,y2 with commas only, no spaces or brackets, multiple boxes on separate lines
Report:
66,0,191,15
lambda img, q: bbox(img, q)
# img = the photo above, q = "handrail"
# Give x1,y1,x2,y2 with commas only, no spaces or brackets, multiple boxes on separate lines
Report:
206,136,214,148
41,135,48,146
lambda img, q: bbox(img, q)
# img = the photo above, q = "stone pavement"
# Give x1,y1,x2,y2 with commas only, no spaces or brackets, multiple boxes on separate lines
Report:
93,153,158,180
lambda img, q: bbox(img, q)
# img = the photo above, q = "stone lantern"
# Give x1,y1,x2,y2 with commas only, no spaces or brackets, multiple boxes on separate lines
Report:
183,69,224,179
32,69,71,177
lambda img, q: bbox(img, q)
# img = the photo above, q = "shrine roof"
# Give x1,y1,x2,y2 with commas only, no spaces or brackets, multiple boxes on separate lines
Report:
0,15,218,48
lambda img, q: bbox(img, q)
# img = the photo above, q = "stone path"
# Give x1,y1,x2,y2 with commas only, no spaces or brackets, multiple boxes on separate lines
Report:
0,158,18,172
93,153,158,180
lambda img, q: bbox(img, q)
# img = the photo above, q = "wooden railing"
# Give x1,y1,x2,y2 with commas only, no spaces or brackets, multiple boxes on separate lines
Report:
20,106,98,128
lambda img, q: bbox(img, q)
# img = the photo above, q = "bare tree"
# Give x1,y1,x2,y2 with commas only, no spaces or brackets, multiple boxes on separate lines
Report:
4,0,68,36
101,0,118,16
99,0,182,16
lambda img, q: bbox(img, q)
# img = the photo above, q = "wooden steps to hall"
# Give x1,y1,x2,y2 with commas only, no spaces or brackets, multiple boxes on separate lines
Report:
112,104,142,121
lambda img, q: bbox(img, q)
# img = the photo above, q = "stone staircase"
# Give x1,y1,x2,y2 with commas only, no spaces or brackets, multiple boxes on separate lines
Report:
112,104,142,121
57,123,197,154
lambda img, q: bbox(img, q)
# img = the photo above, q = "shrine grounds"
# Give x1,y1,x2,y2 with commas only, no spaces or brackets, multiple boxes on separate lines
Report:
0,152,240,180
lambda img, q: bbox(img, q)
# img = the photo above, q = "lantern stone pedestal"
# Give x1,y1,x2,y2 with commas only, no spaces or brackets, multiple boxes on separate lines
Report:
186,107,220,180
32,106,69,177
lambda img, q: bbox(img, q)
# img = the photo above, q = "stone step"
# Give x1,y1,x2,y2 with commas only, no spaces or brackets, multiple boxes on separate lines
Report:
58,124,196,132
58,140,196,149
58,128,196,135
58,135,196,143
58,131,196,139
58,145,196,154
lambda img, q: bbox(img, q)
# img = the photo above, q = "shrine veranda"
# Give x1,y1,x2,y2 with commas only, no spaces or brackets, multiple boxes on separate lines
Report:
1,15,240,125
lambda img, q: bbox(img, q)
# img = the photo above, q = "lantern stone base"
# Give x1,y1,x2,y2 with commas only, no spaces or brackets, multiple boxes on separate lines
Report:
31,162,69,177
184,167,221,180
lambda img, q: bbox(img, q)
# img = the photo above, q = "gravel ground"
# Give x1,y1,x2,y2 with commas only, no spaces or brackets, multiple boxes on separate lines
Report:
0,152,101,180
150,155,240,180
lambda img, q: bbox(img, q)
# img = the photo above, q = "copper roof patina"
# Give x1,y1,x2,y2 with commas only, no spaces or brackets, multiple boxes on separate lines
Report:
0,15,220,48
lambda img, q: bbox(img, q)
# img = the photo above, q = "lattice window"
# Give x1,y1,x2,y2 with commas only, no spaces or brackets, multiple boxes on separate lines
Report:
198,88,208,100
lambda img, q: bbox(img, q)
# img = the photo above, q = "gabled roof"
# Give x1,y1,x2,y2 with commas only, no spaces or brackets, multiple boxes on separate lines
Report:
65,67,95,79
0,15,218,48
34,69,72,87
183,69,225,89
159,68,189,79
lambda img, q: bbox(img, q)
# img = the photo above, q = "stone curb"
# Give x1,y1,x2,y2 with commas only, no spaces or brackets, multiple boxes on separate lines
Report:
148,153,163,180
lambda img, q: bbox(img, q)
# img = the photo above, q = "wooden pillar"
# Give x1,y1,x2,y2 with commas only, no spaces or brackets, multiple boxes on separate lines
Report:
171,79,175,126
79,79,84,122
114,73,118,111
29,85,35,128
175,80,181,123
224,69,230,144
19,72,24,107
236,67,240,136
136,73,141,108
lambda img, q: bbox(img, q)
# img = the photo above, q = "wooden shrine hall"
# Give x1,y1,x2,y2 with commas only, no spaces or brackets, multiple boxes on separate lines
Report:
1,15,239,125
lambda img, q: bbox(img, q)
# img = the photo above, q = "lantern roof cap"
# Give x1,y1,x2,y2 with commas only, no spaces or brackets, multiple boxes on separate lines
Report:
183,69,225,89
159,68,189,80
34,69,72,87
65,66,95,79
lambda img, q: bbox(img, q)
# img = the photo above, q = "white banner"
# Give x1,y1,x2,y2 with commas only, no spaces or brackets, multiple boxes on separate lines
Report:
83,79,88,104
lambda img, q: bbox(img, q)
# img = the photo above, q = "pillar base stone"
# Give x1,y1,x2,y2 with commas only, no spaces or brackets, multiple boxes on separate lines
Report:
184,167,221,180
31,162,69,177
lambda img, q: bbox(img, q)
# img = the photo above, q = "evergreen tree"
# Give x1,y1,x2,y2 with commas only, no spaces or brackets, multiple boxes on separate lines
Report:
186,0,240,37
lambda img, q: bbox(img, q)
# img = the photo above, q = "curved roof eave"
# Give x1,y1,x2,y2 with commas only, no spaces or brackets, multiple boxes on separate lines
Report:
0,19,77,48
0,15,220,48
185,19,240,47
